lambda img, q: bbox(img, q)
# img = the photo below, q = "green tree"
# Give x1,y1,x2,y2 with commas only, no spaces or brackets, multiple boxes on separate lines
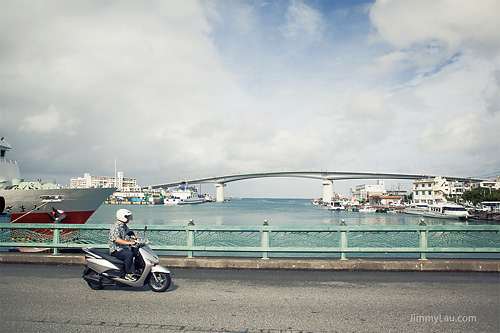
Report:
403,193,413,203
462,187,500,205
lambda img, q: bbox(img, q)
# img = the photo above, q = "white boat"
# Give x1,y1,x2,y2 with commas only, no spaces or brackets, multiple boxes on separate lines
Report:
163,197,181,205
404,202,429,215
311,198,323,205
422,202,469,220
327,201,345,211
163,183,205,205
358,205,376,213
0,137,115,224
178,196,205,205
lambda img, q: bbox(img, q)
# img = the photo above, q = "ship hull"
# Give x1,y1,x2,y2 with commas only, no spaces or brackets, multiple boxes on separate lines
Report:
1,188,115,224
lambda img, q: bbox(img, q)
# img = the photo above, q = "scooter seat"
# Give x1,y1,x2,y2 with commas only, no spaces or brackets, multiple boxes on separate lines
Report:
87,248,125,265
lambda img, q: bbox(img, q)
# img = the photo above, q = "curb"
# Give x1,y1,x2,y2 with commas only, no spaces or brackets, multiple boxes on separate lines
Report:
1,252,499,272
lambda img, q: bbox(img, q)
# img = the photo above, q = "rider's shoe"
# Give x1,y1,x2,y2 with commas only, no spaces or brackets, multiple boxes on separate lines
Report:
124,273,135,281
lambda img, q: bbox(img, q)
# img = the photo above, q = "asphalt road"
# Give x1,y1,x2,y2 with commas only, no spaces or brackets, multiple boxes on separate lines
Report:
0,264,499,333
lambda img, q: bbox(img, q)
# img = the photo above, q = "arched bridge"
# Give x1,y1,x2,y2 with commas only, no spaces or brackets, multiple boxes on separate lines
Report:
145,171,486,202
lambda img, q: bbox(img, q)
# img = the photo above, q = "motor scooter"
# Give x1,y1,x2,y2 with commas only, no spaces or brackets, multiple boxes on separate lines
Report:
82,236,171,292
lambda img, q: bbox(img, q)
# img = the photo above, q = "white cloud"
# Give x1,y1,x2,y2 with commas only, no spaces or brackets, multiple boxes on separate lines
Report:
369,0,499,52
369,0,500,76
348,90,391,119
1,0,499,196
19,105,81,135
361,51,408,75
420,114,482,152
484,70,500,114
281,0,323,41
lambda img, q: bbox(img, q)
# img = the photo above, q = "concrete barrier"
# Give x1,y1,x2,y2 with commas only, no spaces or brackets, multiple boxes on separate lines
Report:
0,252,498,272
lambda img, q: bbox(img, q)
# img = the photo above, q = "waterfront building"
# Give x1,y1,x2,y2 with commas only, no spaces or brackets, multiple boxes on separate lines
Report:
352,180,386,201
71,172,148,203
70,172,145,201
369,195,405,206
477,176,500,190
412,177,468,204
386,189,409,196
70,172,140,191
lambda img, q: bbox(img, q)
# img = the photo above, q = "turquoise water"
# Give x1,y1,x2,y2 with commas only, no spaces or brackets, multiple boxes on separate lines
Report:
87,198,480,227
86,199,498,259
3,199,495,258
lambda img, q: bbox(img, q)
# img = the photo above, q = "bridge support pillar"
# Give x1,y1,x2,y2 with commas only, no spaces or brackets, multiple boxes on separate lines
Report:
215,183,226,202
322,179,334,203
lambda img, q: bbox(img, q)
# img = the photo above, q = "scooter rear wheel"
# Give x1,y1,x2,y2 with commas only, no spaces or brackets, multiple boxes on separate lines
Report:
86,271,105,290
148,272,171,292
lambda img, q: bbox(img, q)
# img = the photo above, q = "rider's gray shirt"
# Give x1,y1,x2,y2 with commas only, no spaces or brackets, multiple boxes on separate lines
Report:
108,221,131,254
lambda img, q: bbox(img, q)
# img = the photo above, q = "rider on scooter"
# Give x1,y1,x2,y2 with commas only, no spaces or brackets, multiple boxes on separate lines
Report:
108,209,139,280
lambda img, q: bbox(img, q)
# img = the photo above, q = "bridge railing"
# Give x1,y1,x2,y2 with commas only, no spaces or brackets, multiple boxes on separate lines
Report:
1,223,499,260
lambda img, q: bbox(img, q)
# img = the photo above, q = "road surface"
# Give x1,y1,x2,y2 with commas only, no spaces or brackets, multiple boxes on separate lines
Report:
1,264,499,332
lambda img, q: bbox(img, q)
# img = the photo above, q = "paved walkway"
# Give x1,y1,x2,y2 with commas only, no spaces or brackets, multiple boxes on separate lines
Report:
0,252,499,272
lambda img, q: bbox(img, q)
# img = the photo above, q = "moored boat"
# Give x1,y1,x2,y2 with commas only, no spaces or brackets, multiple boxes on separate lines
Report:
178,196,205,205
1,186,116,224
358,205,376,213
327,201,345,211
163,182,205,205
0,137,114,224
164,197,181,205
404,202,429,215
422,202,469,220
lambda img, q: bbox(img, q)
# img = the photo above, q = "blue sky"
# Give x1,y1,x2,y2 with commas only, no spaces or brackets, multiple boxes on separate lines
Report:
1,0,499,198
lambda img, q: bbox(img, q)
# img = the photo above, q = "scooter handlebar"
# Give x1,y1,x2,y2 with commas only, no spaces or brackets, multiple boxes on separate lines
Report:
133,236,149,246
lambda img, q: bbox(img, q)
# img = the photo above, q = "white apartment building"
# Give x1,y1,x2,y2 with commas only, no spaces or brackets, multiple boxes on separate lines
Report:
478,177,500,189
70,172,142,193
412,177,468,203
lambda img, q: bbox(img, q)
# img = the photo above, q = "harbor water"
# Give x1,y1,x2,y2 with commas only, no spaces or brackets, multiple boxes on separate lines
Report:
88,198,487,227
87,199,498,259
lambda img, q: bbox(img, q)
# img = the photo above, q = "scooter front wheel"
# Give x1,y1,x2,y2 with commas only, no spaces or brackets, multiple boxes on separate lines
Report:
148,272,171,292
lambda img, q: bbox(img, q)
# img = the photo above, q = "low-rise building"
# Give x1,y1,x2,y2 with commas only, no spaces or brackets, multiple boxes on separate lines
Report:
369,195,405,206
352,180,386,201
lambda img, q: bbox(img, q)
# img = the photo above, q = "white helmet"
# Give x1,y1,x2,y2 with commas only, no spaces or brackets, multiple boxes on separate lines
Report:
116,209,133,222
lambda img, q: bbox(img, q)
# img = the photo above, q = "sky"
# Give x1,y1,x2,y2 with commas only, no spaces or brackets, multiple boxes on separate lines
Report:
1,0,499,198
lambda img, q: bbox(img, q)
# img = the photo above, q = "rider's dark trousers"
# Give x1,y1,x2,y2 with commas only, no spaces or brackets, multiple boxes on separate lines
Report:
112,248,139,274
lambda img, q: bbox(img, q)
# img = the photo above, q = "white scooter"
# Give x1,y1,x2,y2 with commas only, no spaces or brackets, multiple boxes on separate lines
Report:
82,236,171,292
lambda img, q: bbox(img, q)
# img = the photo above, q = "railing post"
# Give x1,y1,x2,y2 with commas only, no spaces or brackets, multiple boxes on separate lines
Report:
187,219,195,258
419,219,427,260
52,221,60,255
340,219,347,260
261,220,269,259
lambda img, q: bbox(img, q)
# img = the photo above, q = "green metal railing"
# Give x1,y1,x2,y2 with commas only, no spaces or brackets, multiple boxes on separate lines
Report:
1,222,499,260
